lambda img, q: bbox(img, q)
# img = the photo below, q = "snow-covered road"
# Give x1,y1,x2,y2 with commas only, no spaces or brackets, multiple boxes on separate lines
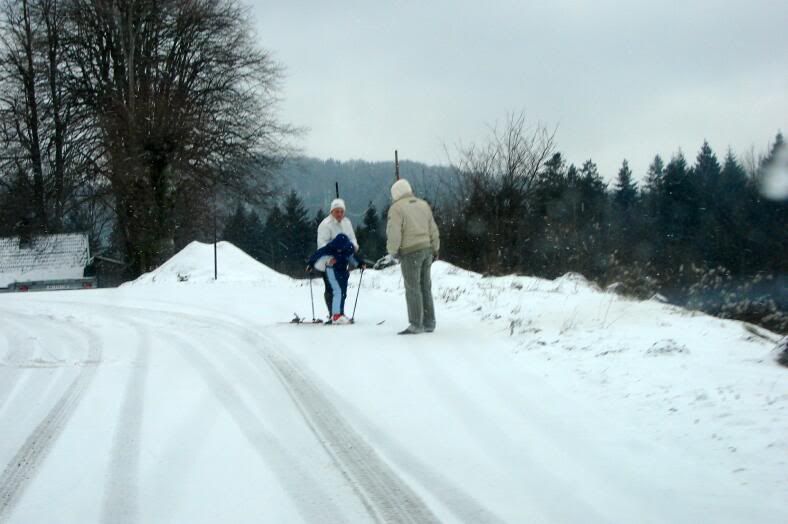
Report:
0,243,785,523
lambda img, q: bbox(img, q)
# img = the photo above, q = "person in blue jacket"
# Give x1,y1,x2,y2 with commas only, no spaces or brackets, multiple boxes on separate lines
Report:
307,233,365,324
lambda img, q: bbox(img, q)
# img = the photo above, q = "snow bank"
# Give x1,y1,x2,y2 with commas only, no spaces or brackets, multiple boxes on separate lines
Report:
126,241,288,286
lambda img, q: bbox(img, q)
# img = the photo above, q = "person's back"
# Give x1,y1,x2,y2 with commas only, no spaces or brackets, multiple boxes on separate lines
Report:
386,183,439,258
385,179,439,335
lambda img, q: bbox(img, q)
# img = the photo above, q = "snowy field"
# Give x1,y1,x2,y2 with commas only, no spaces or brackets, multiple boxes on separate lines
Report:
0,241,785,523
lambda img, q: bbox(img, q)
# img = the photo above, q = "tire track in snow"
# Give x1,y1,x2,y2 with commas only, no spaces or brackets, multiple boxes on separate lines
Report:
162,309,442,524
0,315,84,416
28,301,351,523
2,303,151,524
322,393,509,524
152,306,440,523
100,318,150,524
160,329,351,524
259,346,441,524
0,311,102,523
0,319,28,413
165,306,442,523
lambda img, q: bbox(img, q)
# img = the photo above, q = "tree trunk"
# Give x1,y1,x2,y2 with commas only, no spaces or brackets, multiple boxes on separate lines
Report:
21,0,47,232
44,0,65,230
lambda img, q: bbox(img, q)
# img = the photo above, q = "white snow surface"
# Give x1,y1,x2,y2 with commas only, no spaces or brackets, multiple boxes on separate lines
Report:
1,241,785,523
126,240,287,286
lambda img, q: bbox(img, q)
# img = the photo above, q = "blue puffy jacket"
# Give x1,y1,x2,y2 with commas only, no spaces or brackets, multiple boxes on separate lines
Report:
307,234,362,278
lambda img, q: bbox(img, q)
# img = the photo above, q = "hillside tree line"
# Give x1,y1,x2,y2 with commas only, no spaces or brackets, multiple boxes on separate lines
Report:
437,115,786,332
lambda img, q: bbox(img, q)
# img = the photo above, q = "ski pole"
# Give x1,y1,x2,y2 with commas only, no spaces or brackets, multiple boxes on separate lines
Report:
309,271,317,322
351,267,364,321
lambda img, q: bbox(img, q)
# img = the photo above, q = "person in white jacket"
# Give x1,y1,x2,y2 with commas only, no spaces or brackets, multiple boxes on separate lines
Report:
314,198,360,319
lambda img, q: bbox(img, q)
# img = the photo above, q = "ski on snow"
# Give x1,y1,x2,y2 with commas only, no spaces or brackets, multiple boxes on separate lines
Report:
281,313,385,326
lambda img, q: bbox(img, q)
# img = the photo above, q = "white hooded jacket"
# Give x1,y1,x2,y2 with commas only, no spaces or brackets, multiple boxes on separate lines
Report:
386,179,440,257
314,215,358,272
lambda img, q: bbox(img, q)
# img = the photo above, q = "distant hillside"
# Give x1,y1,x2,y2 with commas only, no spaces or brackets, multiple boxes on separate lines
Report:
269,157,454,222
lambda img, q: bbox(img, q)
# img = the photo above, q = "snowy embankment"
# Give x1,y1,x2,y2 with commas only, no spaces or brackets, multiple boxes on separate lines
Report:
0,241,785,523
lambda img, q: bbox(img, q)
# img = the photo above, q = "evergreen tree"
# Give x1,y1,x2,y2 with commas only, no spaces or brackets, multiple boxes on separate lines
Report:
279,191,312,274
221,203,268,263
575,160,608,276
691,142,722,265
312,209,325,238
644,155,665,193
529,154,573,276
613,160,638,210
750,132,787,274
693,141,721,194
640,155,666,260
611,160,640,263
578,160,607,214
459,179,493,273
356,202,383,260
245,211,267,262
720,150,749,193
715,151,751,272
655,152,701,279
262,206,285,270
222,204,248,250
761,131,785,172
531,153,569,224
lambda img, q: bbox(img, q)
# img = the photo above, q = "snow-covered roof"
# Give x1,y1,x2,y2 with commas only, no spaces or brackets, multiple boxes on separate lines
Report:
0,233,90,288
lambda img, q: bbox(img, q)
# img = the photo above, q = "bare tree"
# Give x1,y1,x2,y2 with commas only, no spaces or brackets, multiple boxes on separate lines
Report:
40,0,68,228
445,112,556,272
61,0,295,275
0,0,94,235
0,0,46,231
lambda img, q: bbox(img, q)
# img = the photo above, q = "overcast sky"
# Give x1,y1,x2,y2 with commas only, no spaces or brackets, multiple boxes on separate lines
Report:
250,0,787,181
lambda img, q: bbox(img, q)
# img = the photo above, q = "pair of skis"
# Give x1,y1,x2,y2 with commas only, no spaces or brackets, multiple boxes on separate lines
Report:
286,313,385,326
289,313,352,325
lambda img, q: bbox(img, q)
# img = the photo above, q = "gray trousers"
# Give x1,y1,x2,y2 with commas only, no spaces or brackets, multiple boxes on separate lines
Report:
399,248,435,330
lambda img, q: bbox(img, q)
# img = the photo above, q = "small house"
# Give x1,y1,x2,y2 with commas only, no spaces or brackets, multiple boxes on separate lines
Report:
0,233,96,292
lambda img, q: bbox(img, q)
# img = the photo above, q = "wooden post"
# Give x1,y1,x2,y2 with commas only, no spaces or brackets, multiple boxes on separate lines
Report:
395,150,400,180
213,187,217,280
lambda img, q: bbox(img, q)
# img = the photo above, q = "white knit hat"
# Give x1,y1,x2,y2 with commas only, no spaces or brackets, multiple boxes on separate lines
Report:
330,198,346,212
391,179,413,200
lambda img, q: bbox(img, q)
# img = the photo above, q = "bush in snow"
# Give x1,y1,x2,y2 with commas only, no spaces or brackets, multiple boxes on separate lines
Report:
686,267,786,334
646,339,690,356
776,338,788,368
602,253,661,300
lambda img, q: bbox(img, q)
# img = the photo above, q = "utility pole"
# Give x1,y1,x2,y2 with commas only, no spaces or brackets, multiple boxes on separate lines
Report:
395,150,400,180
